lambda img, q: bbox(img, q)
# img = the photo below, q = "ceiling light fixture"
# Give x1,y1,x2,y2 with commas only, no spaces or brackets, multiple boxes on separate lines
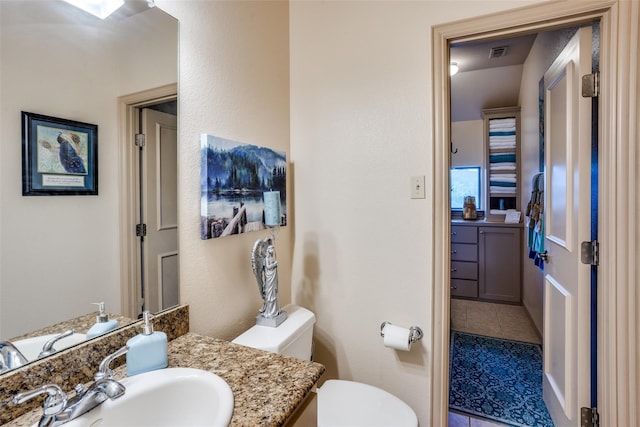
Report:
450,62,459,76
63,0,125,19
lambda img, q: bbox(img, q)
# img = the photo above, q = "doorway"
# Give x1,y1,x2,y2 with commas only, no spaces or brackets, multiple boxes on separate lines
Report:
447,25,594,426
118,84,178,319
138,104,179,314
429,2,633,426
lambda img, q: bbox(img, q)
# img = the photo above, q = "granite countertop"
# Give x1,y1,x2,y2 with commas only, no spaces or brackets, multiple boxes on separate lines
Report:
451,218,522,227
9,313,136,342
6,333,325,427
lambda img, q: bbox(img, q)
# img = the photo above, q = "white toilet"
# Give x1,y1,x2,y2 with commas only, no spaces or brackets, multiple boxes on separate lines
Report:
232,304,418,427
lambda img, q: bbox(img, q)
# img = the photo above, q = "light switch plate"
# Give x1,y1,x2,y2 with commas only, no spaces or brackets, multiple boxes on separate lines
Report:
411,176,425,199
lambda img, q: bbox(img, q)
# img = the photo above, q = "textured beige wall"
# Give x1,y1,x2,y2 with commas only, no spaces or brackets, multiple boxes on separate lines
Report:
156,1,292,341
155,1,546,425
289,1,544,424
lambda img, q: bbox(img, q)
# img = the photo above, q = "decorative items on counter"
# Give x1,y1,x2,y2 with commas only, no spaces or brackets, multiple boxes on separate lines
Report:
462,196,477,220
126,311,168,376
86,302,118,339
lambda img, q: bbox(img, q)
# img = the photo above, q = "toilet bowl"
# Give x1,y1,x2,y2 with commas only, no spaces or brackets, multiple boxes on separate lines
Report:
232,304,418,427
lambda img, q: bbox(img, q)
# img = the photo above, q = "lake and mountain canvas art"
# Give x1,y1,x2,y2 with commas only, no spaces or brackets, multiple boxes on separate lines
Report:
200,134,287,240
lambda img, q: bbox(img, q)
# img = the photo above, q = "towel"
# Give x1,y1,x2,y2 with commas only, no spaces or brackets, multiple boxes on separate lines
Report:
489,131,516,137
489,136,516,142
490,142,517,149
490,187,517,194
489,118,516,127
490,153,516,163
490,182,516,189
490,163,517,171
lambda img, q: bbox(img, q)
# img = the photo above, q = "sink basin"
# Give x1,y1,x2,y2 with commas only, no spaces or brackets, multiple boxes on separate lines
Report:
14,333,86,361
64,368,234,427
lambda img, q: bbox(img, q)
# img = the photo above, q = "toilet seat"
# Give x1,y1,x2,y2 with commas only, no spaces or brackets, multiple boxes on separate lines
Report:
317,380,418,427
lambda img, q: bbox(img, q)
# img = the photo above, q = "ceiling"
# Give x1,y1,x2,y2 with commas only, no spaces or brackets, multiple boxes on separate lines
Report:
1,0,152,27
450,34,537,122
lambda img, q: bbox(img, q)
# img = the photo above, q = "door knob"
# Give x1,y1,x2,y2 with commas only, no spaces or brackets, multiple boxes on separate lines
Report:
538,251,549,261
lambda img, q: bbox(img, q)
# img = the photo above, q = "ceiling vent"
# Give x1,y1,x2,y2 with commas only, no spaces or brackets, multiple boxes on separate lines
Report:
489,46,509,59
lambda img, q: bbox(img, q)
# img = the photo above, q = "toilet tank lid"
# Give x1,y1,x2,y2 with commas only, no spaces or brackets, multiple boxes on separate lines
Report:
317,380,418,427
232,304,315,353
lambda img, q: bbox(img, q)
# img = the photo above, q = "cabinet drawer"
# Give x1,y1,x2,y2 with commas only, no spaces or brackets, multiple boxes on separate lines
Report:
451,261,478,280
451,243,478,262
450,279,478,298
451,226,477,244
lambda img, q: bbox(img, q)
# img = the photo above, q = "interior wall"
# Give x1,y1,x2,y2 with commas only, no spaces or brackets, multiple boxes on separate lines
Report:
155,0,292,341
451,120,483,168
289,1,545,424
0,4,177,338
451,120,484,207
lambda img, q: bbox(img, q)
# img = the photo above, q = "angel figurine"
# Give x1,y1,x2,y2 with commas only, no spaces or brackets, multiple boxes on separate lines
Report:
252,237,287,326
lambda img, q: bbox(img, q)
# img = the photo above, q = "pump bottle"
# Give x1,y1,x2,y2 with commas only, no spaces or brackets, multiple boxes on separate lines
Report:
126,311,168,376
86,302,118,339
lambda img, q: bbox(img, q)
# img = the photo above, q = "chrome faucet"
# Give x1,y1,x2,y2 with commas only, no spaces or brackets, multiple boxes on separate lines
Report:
12,346,129,427
0,341,28,373
38,329,75,358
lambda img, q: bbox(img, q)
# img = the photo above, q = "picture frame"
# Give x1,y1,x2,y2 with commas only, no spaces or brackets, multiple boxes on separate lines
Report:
22,111,98,196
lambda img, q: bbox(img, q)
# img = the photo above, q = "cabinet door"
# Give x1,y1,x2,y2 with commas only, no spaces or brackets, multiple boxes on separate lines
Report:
478,226,521,302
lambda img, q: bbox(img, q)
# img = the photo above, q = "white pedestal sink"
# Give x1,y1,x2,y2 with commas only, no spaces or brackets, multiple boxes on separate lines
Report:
14,333,87,361
63,367,234,427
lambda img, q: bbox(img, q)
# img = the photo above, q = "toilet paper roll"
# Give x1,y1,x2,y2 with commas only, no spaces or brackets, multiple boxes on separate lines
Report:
383,324,412,351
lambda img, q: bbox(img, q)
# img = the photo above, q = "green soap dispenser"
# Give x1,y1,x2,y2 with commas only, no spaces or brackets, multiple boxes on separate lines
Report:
126,311,168,377
86,302,118,339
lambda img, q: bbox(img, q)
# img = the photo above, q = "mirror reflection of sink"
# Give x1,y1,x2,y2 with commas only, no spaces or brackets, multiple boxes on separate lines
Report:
63,367,234,427
13,333,87,361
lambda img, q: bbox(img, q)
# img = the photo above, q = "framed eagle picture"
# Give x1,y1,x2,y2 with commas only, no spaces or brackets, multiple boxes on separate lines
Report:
22,111,98,196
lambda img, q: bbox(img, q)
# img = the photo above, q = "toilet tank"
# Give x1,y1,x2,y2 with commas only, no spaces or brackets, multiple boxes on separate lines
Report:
232,304,315,361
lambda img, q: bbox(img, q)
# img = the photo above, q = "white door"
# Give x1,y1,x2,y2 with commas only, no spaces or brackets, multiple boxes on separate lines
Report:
542,27,593,427
141,108,179,313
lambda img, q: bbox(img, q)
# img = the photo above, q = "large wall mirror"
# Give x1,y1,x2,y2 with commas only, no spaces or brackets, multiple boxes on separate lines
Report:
0,0,178,373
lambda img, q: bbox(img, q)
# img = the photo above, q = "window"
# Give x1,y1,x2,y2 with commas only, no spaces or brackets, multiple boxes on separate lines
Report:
450,167,481,209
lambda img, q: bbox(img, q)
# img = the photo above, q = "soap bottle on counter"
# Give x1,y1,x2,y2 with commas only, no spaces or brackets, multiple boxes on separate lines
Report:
86,302,119,339
126,311,168,377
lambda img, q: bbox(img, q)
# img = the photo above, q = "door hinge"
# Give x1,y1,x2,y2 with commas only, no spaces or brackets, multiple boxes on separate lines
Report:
135,133,146,147
581,240,599,265
582,73,599,97
581,406,600,427
136,223,147,237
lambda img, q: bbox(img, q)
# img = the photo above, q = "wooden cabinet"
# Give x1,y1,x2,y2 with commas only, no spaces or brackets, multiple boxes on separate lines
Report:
450,224,479,298
478,225,521,303
482,107,521,222
451,222,522,303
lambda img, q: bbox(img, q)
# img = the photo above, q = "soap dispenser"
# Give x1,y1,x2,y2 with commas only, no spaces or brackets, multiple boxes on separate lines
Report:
86,302,119,339
126,311,168,377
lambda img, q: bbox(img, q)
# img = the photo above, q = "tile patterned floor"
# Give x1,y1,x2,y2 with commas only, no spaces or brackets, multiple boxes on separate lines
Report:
449,299,542,426
450,299,541,344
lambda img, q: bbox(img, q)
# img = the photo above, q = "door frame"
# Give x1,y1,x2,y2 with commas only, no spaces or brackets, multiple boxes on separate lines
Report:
430,1,638,426
117,84,178,319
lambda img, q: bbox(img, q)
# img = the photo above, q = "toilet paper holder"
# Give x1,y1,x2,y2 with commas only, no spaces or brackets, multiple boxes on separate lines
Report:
380,321,423,344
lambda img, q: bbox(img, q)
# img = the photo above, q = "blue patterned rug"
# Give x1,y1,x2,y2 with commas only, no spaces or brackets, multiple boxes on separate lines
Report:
449,331,554,426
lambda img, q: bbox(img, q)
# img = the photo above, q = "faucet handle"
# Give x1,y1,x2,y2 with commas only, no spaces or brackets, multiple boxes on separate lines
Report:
13,384,68,416
94,346,128,381
38,329,75,358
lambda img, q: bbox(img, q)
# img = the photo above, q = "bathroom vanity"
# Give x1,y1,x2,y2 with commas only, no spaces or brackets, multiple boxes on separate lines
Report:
1,306,325,427
451,220,522,303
